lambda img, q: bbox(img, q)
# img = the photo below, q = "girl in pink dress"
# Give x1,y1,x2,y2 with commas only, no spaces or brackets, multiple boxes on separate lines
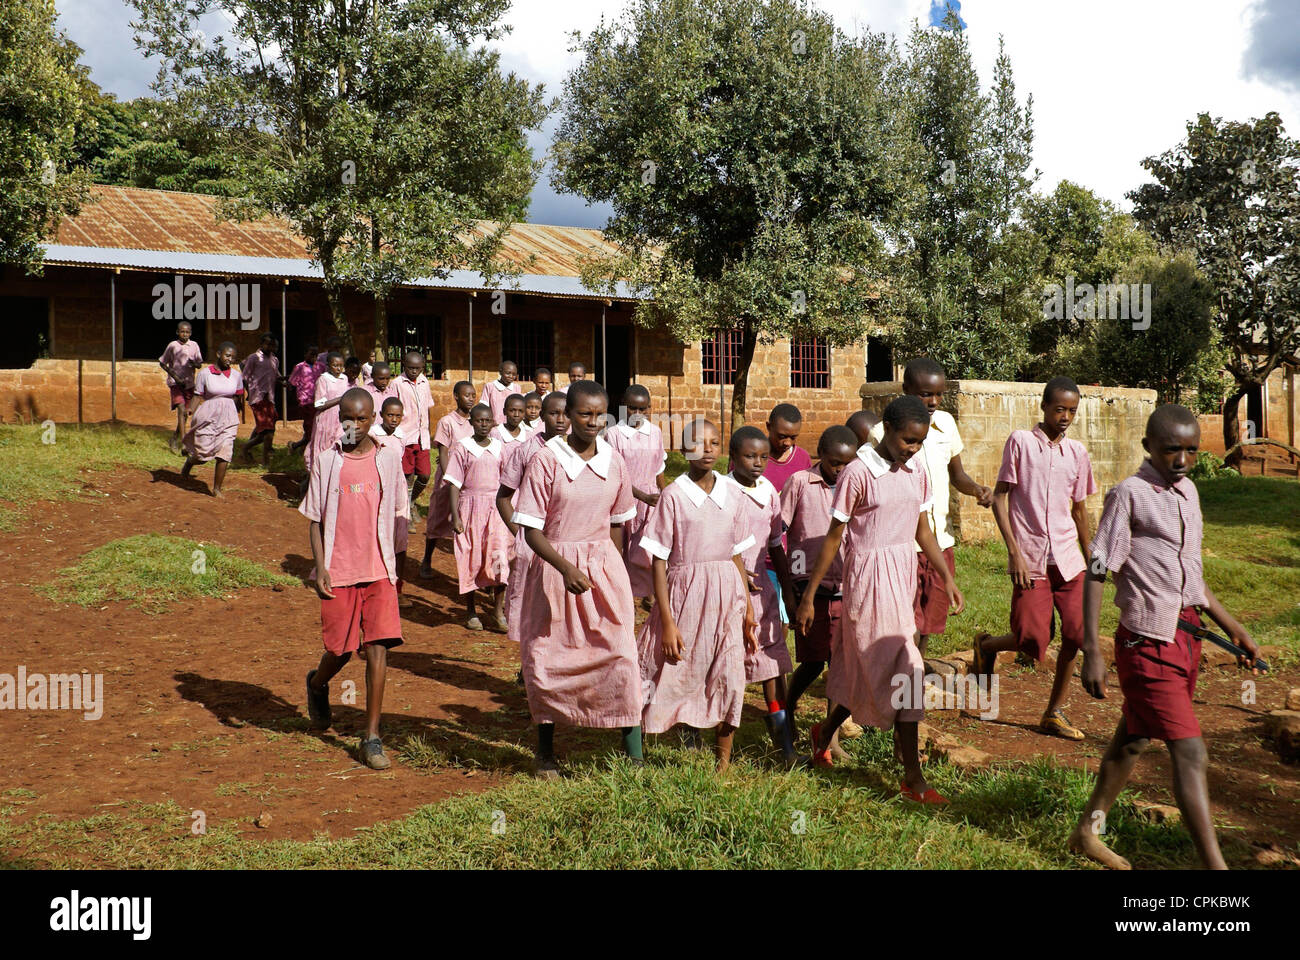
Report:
180,341,244,497
637,419,757,772
493,394,530,448
447,405,514,631
520,392,543,433
306,352,349,475
728,425,798,764
288,343,321,457
795,395,964,804
605,384,668,601
421,381,477,576
511,381,642,779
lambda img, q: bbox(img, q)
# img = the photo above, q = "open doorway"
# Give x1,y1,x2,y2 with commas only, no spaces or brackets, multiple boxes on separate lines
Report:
0,296,49,368
593,324,632,404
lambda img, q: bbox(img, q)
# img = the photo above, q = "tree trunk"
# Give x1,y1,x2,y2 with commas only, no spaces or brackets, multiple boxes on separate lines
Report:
373,294,389,365
1222,384,1247,468
729,318,758,435
324,281,355,359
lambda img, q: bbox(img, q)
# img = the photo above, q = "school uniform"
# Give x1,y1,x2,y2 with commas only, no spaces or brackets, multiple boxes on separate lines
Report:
445,436,514,595
480,379,523,423
394,373,434,476
306,372,348,472
288,361,320,435
427,410,474,540
299,439,408,656
871,410,963,635
780,466,844,663
500,431,550,643
369,424,409,554
636,473,754,733
182,365,244,463
512,436,640,728
1091,461,1209,741
997,426,1097,662
493,423,530,448
241,349,280,433
365,381,399,415
605,418,667,598
160,339,204,409
728,473,793,683
827,444,932,730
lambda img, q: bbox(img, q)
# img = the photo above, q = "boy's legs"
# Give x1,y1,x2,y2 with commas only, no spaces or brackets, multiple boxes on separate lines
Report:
1168,736,1226,869
1068,717,1146,870
212,459,229,496
715,723,736,772
1041,569,1084,737
363,642,387,741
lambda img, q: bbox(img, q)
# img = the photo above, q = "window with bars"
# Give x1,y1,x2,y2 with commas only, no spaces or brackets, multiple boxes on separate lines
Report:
501,318,553,376
701,328,742,385
388,313,444,379
789,337,830,389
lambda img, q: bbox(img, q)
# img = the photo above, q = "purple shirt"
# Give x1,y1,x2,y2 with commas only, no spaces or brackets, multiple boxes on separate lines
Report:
763,444,813,494
160,340,203,388
1091,460,1208,642
997,426,1097,581
240,349,280,405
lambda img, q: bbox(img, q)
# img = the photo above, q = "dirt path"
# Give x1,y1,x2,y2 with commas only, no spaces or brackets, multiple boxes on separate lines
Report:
1,447,1296,863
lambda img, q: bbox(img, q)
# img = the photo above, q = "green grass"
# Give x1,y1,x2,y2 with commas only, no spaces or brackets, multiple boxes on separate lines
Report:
35,533,298,614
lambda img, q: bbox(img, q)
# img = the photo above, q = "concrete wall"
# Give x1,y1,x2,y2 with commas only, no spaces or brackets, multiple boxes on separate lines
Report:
860,379,1157,543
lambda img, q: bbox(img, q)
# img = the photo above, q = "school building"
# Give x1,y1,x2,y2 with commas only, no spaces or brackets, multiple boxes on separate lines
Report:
0,184,898,449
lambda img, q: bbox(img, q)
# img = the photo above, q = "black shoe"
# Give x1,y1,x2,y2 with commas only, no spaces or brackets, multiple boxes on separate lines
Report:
305,670,331,730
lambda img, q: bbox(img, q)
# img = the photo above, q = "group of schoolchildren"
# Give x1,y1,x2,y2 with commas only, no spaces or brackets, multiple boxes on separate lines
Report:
159,320,1262,869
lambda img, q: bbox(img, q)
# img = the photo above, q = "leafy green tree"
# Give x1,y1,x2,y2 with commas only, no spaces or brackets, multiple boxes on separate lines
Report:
553,0,917,423
130,0,550,357
1130,112,1300,453
1092,251,1227,409
886,11,1038,380
0,0,89,272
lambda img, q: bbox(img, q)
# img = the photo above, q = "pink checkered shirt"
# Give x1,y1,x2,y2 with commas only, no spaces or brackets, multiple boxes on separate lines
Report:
1091,459,1207,642
997,425,1097,581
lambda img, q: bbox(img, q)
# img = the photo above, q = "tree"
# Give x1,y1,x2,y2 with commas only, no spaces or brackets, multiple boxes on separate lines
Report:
1092,252,1227,409
553,0,917,424
130,0,550,358
0,0,89,273
1129,112,1300,455
886,11,1038,380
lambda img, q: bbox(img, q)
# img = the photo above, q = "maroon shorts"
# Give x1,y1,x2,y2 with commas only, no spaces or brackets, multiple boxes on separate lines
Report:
914,546,956,636
320,578,404,656
170,385,194,409
1010,565,1084,662
794,585,840,663
402,443,431,477
251,398,277,432
1115,607,1202,742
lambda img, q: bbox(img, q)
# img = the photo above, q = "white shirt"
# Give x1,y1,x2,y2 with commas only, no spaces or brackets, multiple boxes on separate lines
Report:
870,408,962,550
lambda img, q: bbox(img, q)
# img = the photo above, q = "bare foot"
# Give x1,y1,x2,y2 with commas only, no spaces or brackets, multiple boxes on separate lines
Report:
1068,825,1133,870
212,488,224,498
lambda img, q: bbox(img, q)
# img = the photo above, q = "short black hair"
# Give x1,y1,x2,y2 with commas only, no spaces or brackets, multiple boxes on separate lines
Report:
217,340,236,354
1043,376,1081,405
818,425,859,455
565,379,607,411
882,395,930,431
325,351,344,365
903,357,946,388
523,390,542,402
542,391,567,413
453,380,474,395
500,360,517,371
768,402,802,426
534,367,552,379
623,383,651,404
681,417,718,448
371,361,391,376
339,386,373,413
402,349,425,365
469,403,492,419
1147,403,1199,439
380,396,403,413
504,394,526,409
729,424,769,455
568,360,587,374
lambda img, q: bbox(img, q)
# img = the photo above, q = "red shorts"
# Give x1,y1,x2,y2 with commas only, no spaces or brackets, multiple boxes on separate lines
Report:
251,397,277,432
1115,607,1202,742
320,578,404,656
170,385,194,409
914,546,956,635
794,586,841,663
1010,565,1084,662
402,443,431,477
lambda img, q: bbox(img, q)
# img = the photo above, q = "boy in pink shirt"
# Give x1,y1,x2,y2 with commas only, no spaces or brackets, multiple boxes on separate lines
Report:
288,343,321,457
239,334,283,467
301,388,409,770
159,321,204,451
365,361,399,411
974,376,1098,741
556,361,586,394
394,350,434,507
480,360,523,423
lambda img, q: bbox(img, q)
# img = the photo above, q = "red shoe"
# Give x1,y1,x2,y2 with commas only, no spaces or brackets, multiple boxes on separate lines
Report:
810,722,833,768
900,780,949,805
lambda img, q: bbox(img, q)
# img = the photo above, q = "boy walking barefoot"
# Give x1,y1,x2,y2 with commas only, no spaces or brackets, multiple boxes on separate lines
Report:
159,321,203,452
1069,405,1259,870
301,389,408,770
973,376,1096,741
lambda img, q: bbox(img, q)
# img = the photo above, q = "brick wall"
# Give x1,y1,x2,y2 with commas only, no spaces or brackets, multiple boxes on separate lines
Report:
860,380,1157,543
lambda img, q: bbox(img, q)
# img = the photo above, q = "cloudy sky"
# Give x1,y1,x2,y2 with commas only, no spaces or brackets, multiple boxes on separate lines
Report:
57,0,1300,228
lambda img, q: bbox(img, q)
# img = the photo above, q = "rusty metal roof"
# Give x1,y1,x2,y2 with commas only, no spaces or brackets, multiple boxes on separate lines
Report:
47,184,641,298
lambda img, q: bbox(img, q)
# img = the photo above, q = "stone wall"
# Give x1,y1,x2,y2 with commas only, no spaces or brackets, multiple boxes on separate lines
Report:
860,379,1158,543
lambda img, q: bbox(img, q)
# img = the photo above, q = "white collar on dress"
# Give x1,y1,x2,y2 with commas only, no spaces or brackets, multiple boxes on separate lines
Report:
494,424,526,444
727,472,777,505
857,442,912,478
616,419,655,438
673,471,729,508
546,434,613,479
458,434,503,459
368,423,406,443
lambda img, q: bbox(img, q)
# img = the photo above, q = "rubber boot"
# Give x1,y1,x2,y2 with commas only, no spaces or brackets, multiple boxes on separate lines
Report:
765,709,799,766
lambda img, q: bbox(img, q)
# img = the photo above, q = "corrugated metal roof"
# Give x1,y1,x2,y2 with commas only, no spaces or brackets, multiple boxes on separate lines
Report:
45,184,644,299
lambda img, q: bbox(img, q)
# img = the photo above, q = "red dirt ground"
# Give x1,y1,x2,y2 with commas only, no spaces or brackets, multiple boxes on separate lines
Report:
1,426,1297,866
